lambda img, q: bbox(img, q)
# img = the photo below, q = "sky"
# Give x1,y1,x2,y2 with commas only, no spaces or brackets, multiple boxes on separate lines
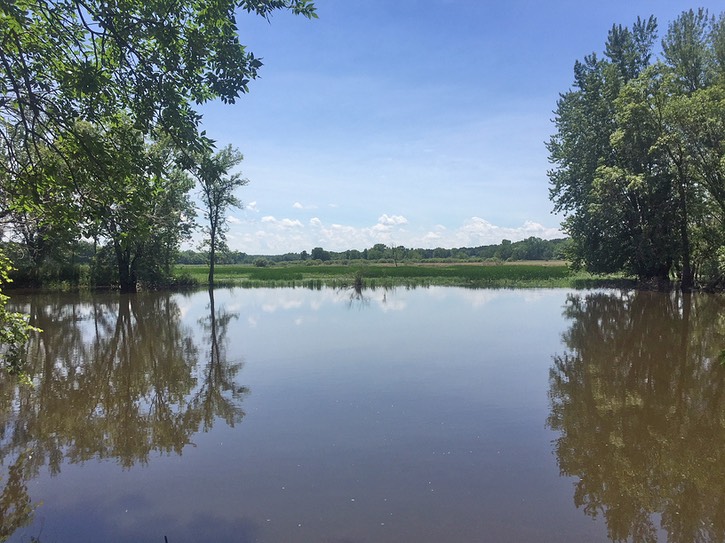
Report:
197,0,724,255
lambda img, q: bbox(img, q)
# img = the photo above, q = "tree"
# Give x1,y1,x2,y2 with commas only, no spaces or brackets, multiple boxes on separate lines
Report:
54,118,195,292
311,247,330,261
549,10,725,288
549,17,660,278
192,145,248,285
0,0,317,363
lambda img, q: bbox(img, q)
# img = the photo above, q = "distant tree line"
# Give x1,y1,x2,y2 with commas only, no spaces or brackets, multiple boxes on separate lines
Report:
177,237,570,265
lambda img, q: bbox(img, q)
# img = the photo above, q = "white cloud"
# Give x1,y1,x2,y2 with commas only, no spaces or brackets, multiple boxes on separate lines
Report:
246,201,259,212
452,217,563,247
227,215,242,224
293,201,318,210
259,216,303,228
218,212,562,254
378,214,408,226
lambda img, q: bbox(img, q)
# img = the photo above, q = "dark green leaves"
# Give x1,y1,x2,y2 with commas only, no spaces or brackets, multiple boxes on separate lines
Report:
549,9,725,288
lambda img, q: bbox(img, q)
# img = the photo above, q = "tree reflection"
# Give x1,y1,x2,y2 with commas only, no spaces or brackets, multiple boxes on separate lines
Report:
548,291,725,543
0,290,247,541
192,288,248,431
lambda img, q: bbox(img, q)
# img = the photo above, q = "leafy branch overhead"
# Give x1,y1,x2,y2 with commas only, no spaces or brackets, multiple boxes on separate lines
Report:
0,0,317,170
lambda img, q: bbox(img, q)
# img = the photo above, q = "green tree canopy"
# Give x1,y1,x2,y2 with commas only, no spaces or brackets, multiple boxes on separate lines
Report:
0,0,317,172
548,9,725,289
191,144,248,285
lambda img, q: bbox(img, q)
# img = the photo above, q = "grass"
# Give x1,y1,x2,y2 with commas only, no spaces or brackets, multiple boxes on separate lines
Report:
175,262,635,289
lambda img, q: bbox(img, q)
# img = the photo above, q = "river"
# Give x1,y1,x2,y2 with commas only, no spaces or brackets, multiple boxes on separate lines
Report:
1,286,723,542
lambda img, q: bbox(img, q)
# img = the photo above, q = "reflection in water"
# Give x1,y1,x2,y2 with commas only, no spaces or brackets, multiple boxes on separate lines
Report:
548,291,725,543
194,288,248,430
0,291,247,541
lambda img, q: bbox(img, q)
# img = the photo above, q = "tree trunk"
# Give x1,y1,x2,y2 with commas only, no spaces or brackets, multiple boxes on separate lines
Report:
676,166,694,291
208,226,216,285
208,245,215,285
115,241,137,293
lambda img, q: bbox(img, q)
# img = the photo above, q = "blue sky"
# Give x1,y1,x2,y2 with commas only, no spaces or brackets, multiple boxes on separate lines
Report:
198,0,723,255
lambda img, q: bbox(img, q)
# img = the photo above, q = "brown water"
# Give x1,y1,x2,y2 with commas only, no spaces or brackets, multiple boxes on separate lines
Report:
1,287,723,542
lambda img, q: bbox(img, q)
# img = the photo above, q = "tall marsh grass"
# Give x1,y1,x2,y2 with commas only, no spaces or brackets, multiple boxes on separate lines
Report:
176,262,625,289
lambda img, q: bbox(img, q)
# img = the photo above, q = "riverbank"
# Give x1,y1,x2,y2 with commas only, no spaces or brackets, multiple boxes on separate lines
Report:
175,261,636,289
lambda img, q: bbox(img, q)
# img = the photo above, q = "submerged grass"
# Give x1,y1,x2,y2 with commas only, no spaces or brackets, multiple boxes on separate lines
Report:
176,262,630,289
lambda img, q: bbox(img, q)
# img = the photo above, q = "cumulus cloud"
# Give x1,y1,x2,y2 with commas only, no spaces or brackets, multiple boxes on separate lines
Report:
213,212,562,254
227,215,241,224
378,214,408,226
260,216,303,228
246,201,259,212
293,202,303,209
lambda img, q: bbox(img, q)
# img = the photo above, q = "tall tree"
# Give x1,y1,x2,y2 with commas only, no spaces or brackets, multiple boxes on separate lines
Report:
548,18,658,276
661,8,714,92
549,10,725,289
193,145,248,285
54,118,195,292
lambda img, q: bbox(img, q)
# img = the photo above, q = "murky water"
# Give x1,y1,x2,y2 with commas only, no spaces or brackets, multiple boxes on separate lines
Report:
1,286,723,542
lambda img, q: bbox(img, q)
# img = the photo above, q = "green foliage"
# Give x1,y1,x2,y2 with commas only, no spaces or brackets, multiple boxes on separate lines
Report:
0,0,317,170
176,238,570,267
549,9,725,289
0,0,317,292
191,145,249,285
311,247,331,261
176,262,581,288
0,252,39,374
55,119,196,291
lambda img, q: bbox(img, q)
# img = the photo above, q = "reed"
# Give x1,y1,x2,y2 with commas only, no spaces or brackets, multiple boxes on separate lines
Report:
175,262,628,289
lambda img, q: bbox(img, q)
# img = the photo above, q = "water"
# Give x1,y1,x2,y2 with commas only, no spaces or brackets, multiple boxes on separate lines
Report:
1,286,723,542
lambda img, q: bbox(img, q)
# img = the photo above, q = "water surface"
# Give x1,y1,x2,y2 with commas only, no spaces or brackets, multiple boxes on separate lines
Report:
1,287,723,542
